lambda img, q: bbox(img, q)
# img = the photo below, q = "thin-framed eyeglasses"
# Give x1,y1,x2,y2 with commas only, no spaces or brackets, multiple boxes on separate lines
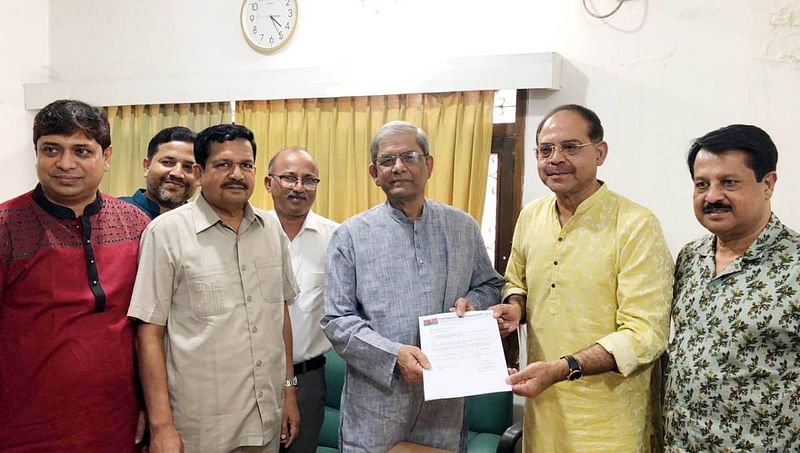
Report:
269,174,321,189
375,150,428,168
534,141,598,160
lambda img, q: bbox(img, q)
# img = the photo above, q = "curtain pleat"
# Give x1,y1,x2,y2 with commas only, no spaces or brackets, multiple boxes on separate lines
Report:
102,103,231,196
238,91,494,223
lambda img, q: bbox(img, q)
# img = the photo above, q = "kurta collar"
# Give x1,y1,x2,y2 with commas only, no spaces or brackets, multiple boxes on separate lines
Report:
32,183,103,219
385,199,429,225
549,181,609,223
132,188,162,219
192,193,262,234
572,181,609,216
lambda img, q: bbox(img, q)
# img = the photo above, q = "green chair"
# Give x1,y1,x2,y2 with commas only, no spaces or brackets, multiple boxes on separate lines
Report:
317,350,522,452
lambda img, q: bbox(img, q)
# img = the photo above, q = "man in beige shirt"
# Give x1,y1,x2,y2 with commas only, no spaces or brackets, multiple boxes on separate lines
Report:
128,124,300,453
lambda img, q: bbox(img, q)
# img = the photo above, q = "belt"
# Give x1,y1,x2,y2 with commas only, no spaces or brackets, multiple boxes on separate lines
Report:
293,354,326,375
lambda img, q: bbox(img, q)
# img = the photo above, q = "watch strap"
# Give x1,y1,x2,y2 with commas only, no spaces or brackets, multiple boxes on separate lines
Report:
561,355,582,381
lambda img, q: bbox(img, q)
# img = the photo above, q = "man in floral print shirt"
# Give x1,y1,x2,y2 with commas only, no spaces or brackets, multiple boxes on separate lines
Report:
664,124,800,451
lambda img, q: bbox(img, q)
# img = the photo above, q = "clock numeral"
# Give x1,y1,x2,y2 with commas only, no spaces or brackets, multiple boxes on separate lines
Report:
285,0,291,5
288,8,293,17
269,36,275,44
249,14,255,22
251,3,258,11
278,30,284,39
260,33,264,41
252,26,258,35
285,22,290,29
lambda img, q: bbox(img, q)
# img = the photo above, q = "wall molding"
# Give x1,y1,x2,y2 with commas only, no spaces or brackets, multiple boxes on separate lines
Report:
24,52,561,109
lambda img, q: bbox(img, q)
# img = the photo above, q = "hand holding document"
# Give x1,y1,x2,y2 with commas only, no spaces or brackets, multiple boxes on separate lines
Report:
419,310,511,400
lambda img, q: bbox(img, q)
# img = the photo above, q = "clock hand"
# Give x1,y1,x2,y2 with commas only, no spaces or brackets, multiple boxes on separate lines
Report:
269,15,282,33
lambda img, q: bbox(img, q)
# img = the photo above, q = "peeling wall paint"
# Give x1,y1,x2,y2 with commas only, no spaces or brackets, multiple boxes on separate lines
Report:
765,2,800,66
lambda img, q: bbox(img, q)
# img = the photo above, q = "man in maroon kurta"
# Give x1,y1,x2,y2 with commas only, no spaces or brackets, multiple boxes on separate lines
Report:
0,99,150,452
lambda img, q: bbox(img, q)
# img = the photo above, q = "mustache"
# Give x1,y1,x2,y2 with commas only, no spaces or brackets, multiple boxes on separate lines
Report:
702,202,732,213
544,164,574,175
161,176,185,187
223,181,248,189
288,191,307,200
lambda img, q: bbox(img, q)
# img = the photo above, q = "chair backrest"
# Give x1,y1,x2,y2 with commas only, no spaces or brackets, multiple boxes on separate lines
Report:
465,391,513,435
324,349,346,409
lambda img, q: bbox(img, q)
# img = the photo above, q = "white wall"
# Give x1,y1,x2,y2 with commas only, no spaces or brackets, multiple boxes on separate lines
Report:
32,0,800,253
520,0,800,254
0,0,48,201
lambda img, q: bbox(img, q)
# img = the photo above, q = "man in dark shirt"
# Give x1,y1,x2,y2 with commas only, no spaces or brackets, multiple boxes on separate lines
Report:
120,126,198,219
0,99,150,452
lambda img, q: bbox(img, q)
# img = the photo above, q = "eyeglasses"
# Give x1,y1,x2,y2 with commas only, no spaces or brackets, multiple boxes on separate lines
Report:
269,174,321,189
375,151,427,168
534,142,597,160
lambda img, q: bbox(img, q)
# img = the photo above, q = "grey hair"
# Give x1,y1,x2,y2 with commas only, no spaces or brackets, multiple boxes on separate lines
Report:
369,120,430,163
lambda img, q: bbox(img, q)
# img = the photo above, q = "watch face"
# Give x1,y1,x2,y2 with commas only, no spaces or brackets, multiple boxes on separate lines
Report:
241,0,298,51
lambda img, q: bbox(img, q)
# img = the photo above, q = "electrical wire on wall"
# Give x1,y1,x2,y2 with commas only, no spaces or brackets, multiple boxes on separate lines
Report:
582,0,627,19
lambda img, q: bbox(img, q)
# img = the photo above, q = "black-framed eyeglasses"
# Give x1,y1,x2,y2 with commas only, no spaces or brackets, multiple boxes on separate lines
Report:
269,174,321,189
375,150,427,168
534,141,598,160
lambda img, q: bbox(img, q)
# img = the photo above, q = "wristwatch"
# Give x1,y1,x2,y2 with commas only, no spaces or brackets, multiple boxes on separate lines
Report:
284,376,298,388
561,355,582,381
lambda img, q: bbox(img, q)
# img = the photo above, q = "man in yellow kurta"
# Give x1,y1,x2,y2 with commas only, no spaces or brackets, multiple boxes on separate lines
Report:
493,104,672,452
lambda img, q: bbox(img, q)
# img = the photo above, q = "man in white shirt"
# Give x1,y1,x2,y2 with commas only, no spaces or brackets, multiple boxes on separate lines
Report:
266,147,339,453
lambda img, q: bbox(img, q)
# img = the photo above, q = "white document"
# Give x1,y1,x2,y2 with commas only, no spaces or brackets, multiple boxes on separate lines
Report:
418,310,511,401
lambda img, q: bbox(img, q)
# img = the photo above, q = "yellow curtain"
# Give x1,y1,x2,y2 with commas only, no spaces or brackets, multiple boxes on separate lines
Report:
101,102,231,196
238,91,494,223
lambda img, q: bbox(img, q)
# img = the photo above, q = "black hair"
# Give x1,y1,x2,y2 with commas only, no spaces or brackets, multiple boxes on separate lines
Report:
535,104,604,144
33,99,111,149
687,124,777,181
194,124,257,168
147,126,196,160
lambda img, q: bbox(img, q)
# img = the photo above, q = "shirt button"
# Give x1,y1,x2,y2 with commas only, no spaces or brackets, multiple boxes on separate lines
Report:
241,265,247,271
246,295,253,302
257,391,264,398
551,283,556,288
85,239,91,244
553,261,558,266
558,237,563,242
89,259,95,264
92,280,98,285
256,360,262,367
251,326,258,333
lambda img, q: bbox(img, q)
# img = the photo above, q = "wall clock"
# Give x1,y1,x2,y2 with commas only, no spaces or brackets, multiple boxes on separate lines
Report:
241,0,298,52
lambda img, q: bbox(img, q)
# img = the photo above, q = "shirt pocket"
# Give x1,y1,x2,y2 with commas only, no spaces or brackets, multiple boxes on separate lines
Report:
256,260,284,304
295,271,325,313
184,264,235,318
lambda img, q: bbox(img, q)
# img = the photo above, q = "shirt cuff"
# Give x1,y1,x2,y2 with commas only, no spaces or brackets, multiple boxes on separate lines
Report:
596,332,638,377
501,287,526,302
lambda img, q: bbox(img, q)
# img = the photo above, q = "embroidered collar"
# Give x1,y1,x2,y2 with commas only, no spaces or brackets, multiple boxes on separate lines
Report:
33,183,103,219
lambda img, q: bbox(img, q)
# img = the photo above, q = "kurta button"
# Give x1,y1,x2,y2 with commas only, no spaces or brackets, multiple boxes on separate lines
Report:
89,259,94,264
251,326,258,333
256,360,262,367
92,280,97,285
553,261,558,265
241,265,247,271
551,283,556,288
85,239,90,244
558,237,563,242
246,295,253,302
257,391,264,398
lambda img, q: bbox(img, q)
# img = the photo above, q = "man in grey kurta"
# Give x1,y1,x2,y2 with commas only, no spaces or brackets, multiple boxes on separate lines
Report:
322,121,504,452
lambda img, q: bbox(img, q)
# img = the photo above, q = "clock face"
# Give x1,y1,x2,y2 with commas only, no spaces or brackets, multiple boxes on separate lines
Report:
241,0,298,52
